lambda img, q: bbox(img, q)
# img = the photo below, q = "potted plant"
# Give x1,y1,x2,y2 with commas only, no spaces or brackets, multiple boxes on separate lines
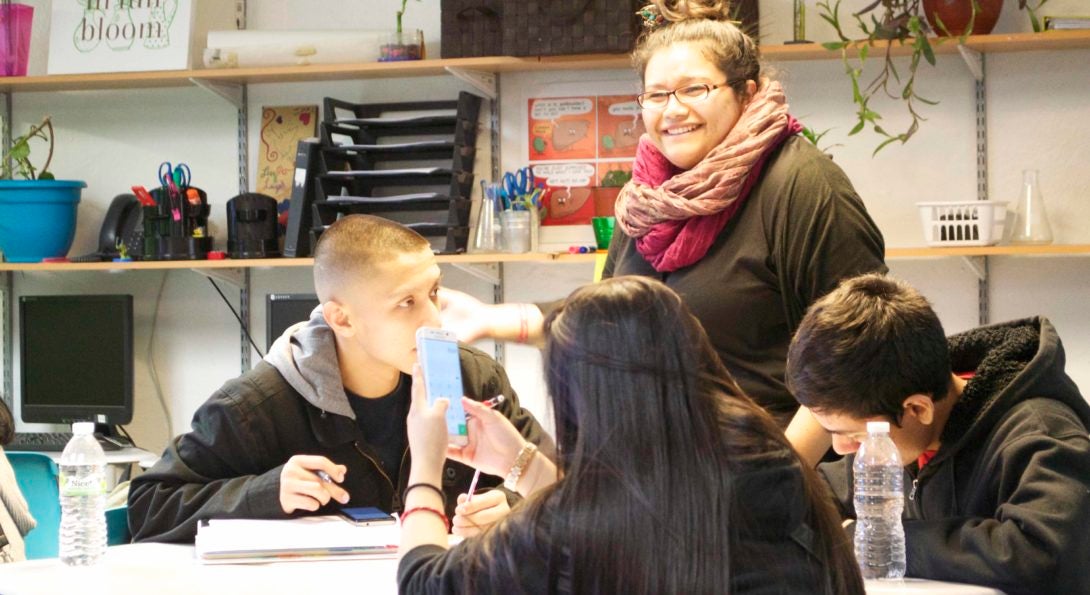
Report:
379,0,423,62
817,0,1049,154
0,116,86,262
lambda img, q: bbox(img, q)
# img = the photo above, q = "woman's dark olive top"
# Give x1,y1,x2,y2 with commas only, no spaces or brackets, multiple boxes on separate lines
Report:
603,136,887,426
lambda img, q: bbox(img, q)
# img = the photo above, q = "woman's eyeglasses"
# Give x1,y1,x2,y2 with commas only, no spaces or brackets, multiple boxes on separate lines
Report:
636,80,742,110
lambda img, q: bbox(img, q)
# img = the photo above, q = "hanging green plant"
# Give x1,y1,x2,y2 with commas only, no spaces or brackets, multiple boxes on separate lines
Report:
817,0,1050,155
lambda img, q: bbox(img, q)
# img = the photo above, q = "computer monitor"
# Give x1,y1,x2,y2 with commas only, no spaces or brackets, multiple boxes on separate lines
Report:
19,295,134,426
266,293,320,351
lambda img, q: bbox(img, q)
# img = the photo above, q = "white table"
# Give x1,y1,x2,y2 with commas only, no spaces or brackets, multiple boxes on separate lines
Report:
0,543,1004,595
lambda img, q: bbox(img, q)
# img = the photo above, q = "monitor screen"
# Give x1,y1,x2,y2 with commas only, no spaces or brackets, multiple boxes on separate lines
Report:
19,295,134,425
266,293,320,351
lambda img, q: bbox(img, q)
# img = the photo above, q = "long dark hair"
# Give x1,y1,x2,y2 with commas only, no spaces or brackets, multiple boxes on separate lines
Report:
462,277,862,594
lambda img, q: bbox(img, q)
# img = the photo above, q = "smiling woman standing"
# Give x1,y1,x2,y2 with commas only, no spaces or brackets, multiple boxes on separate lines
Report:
441,0,886,465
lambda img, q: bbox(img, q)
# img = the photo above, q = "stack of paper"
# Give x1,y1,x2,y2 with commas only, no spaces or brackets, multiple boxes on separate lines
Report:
195,516,399,564
1044,16,1090,30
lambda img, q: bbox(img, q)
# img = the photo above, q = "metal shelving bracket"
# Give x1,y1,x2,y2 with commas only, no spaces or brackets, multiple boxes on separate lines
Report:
189,78,245,108
444,67,497,100
958,45,984,82
960,255,987,282
450,261,500,286
190,267,245,288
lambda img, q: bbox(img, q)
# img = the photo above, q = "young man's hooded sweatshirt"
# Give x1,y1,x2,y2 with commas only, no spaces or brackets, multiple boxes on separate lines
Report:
820,316,1090,595
128,309,552,543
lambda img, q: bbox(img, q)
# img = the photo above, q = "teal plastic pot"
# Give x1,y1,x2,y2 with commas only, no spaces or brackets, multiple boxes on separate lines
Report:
0,180,85,263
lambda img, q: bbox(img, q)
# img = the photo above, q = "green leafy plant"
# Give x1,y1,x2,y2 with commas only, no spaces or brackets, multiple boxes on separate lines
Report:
818,0,1049,155
2,116,55,180
801,125,844,154
395,0,421,34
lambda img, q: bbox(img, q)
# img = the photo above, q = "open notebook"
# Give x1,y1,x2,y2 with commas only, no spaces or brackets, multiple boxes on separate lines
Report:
195,515,400,564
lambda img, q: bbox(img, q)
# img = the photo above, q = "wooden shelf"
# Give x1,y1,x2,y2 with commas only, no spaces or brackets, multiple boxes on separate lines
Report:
885,244,1090,258
0,252,563,272
4,244,1088,272
2,31,1087,93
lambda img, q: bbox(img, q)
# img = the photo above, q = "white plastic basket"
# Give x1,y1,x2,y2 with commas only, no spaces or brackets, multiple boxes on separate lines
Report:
916,201,1007,247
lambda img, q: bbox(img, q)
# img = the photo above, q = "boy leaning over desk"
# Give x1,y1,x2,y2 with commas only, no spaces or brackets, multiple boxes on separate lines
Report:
128,215,554,543
786,273,1090,595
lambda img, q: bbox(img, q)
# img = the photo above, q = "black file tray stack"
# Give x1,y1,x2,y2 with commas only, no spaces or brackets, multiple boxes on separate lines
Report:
310,92,482,254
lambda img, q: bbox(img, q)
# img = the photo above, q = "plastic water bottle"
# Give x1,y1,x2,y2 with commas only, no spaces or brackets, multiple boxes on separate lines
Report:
59,422,108,566
853,421,906,579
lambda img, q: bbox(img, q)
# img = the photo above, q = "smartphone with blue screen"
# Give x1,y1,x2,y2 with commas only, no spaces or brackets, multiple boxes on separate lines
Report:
415,327,470,447
338,506,396,526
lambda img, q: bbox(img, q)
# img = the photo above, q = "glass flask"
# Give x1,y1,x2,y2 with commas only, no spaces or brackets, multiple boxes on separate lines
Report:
1011,169,1053,245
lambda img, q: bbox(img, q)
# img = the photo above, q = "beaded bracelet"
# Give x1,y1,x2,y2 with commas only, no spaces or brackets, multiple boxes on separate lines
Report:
404,483,446,505
401,506,449,530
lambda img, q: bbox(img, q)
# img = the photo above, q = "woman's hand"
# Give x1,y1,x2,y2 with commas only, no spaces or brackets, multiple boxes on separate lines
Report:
407,364,451,475
438,287,492,343
451,490,510,537
446,397,527,478
279,455,348,514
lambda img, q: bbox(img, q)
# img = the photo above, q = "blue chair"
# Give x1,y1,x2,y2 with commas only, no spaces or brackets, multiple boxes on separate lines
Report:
106,505,130,546
7,451,60,559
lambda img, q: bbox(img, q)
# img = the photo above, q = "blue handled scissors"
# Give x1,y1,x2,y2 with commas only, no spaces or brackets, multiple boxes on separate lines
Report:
502,167,535,200
172,163,192,188
158,161,192,188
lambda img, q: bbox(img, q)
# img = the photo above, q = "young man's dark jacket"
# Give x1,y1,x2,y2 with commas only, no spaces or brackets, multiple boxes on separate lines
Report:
819,317,1090,595
128,311,553,543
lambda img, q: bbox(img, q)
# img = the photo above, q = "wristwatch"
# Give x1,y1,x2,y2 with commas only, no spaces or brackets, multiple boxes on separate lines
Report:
504,443,538,492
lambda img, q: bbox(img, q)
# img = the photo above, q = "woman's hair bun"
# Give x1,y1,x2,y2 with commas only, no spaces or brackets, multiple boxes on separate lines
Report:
637,0,732,31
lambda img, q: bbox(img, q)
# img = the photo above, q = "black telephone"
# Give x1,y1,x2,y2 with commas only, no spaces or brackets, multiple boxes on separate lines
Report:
71,194,144,262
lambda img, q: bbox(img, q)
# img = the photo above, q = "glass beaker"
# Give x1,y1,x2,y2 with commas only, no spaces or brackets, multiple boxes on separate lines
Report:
1011,169,1053,245
474,189,498,252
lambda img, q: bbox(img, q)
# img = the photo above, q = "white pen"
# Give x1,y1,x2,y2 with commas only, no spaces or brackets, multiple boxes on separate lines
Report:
466,395,505,504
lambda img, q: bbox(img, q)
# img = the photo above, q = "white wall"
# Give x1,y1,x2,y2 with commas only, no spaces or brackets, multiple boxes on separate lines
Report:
5,0,1089,455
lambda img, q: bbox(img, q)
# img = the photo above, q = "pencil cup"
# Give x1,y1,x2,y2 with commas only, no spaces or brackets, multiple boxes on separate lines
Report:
500,210,531,253
592,216,615,250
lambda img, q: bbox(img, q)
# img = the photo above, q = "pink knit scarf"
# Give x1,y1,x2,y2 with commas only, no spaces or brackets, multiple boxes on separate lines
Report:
614,81,802,272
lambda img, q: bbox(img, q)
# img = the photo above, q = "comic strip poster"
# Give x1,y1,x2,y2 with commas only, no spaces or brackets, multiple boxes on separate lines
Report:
527,95,639,225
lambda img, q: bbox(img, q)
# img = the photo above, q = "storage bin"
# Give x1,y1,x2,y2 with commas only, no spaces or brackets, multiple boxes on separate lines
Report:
502,0,641,57
441,0,503,58
916,201,1007,246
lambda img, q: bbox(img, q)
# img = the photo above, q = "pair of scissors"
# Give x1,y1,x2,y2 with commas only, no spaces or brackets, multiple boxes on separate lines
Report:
158,161,192,188
157,161,185,223
172,163,192,188
502,167,535,200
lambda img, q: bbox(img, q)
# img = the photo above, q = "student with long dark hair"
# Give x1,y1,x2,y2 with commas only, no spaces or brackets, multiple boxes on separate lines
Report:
398,277,863,594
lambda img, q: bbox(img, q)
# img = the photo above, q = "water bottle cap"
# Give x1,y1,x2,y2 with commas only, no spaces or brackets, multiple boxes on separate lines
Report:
72,421,95,435
866,421,890,434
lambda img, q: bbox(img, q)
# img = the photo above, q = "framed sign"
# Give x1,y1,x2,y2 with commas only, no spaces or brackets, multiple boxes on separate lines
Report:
47,0,195,74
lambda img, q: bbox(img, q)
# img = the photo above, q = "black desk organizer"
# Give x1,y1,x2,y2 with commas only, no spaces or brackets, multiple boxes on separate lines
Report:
141,186,213,260
309,92,482,254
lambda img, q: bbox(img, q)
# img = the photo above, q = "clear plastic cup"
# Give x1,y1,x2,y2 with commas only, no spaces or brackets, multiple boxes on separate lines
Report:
500,210,531,253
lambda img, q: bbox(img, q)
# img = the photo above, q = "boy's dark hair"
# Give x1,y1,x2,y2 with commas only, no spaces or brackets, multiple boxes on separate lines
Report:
0,397,13,445
312,215,431,302
786,273,952,424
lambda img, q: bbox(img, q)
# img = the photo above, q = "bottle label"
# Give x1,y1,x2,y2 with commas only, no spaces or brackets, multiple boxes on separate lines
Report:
60,473,106,497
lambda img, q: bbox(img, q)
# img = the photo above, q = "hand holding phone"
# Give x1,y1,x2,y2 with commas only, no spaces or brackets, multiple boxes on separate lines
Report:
338,506,396,526
415,327,470,447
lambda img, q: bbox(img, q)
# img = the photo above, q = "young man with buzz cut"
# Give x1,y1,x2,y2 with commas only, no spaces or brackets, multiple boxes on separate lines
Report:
128,215,553,543
786,273,1090,595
